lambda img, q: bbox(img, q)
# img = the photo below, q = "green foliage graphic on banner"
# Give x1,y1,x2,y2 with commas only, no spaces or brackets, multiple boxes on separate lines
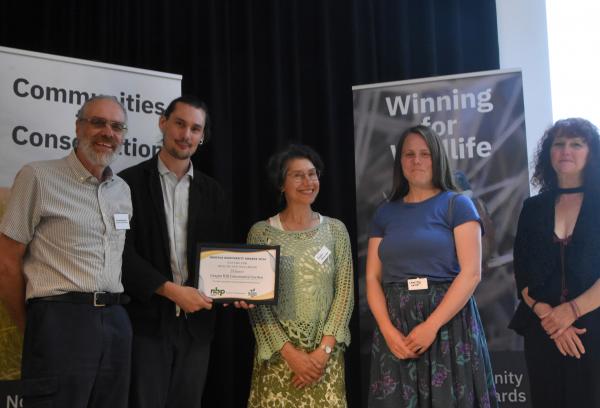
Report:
0,190,23,380
0,308,22,380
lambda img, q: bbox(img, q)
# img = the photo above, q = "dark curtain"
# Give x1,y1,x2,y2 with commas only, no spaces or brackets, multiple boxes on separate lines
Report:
0,1,498,406
353,0,499,84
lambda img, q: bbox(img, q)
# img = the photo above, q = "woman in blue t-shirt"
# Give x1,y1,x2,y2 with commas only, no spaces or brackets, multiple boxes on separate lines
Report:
366,125,498,407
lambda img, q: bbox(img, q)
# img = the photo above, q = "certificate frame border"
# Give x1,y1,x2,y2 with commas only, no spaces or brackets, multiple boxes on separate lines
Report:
194,242,280,305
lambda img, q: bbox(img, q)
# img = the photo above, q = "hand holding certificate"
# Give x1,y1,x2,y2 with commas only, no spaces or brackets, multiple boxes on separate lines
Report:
196,244,279,304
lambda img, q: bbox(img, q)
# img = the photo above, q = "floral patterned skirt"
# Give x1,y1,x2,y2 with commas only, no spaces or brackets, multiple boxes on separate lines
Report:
369,282,498,408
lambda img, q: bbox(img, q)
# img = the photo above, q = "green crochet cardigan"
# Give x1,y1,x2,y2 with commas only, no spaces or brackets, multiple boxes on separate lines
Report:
247,216,354,361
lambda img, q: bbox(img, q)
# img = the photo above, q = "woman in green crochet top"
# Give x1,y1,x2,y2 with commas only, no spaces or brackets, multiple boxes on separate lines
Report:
246,144,354,407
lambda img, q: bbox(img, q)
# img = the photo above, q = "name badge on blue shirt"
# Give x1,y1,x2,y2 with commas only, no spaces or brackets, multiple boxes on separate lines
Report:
407,277,428,291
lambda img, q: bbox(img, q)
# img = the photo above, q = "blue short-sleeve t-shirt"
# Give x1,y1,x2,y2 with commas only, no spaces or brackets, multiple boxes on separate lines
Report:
369,191,481,283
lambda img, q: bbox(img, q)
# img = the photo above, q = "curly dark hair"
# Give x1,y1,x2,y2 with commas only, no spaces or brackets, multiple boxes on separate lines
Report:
266,144,324,207
532,118,600,192
389,125,457,201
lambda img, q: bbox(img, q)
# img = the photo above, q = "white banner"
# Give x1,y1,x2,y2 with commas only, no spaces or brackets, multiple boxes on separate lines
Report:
0,46,181,188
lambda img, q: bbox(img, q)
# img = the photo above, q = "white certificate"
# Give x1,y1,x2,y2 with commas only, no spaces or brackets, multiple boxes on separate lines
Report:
196,244,280,304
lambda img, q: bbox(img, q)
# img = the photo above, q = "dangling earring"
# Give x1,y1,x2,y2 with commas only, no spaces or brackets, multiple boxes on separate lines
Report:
199,139,204,146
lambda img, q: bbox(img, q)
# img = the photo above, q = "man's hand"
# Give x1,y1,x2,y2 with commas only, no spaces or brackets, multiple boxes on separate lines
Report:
157,282,213,313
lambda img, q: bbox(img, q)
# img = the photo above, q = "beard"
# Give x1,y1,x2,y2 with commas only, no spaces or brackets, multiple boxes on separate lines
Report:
163,138,197,160
165,145,192,160
77,135,122,167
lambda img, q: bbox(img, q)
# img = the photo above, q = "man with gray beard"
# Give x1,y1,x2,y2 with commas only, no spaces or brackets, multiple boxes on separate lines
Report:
0,95,133,407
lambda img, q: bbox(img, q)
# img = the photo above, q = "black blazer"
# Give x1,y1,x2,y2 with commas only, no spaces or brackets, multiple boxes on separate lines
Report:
509,189,600,335
119,155,229,343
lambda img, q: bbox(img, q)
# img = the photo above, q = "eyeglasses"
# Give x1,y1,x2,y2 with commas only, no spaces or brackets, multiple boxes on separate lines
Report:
79,117,128,134
286,169,320,183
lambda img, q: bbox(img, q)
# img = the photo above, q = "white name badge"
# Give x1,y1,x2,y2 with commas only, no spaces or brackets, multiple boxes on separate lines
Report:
407,277,428,291
114,213,130,230
314,246,331,264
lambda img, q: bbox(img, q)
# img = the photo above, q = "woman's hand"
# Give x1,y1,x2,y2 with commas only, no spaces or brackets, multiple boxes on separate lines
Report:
381,325,418,360
230,300,255,309
291,374,312,389
290,347,331,388
307,347,330,372
553,325,587,358
532,301,552,318
405,320,439,355
280,343,322,388
541,302,577,338
366,237,417,360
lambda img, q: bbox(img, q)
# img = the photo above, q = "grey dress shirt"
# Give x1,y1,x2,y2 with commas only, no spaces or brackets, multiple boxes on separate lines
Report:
0,151,132,299
157,157,193,286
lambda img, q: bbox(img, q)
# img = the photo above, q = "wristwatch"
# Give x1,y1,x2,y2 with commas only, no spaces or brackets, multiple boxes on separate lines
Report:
320,344,332,354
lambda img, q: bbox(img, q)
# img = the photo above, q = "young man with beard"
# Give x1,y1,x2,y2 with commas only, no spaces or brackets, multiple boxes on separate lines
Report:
0,95,133,407
119,96,229,408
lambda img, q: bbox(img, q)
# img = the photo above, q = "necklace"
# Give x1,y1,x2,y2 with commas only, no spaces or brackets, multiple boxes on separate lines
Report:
556,186,585,194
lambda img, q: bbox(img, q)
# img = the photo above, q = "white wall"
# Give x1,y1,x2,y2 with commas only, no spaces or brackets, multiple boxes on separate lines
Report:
546,1,600,126
496,0,553,187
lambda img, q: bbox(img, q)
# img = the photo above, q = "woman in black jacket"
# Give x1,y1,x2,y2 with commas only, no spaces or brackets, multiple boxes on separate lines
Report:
510,118,600,407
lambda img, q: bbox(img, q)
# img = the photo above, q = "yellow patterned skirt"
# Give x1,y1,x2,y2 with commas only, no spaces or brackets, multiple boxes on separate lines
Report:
248,347,347,408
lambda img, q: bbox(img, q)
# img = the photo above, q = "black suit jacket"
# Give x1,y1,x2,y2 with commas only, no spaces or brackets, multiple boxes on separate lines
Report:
119,155,229,343
509,188,600,335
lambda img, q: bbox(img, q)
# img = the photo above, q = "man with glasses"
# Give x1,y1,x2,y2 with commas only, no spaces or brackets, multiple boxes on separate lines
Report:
119,95,229,408
0,95,132,407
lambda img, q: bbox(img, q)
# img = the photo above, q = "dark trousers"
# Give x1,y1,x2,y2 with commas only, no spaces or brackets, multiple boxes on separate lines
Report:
524,310,600,408
128,315,211,408
21,302,132,408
